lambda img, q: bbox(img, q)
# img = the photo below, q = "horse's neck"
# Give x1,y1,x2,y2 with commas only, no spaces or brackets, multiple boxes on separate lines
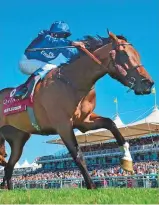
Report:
51,43,112,96
94,43,112,61
61,56,103,92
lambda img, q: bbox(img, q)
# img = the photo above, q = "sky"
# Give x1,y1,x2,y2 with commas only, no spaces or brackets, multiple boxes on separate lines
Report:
0,0,159,164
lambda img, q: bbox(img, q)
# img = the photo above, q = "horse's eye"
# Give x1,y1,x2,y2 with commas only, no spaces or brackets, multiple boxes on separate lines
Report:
120,51,128,57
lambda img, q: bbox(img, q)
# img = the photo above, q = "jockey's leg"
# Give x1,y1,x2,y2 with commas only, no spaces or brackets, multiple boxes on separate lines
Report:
29,64,57,98
13,56,57,99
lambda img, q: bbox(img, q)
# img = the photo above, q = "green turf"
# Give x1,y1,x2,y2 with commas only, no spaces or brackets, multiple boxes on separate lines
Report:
0,188,158,204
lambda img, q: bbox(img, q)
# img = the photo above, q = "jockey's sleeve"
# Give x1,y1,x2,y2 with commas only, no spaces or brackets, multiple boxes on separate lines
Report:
26,30,49,51
25,35,44,51
44,35,72,46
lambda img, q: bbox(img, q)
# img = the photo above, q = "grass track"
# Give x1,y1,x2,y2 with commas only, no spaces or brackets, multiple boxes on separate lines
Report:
0,188,158,204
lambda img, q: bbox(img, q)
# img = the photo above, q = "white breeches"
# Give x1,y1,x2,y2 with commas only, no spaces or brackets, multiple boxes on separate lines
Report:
19,55,57,75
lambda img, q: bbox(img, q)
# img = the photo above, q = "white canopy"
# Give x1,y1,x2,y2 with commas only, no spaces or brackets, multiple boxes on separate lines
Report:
128,106,159,127
13,160,41,170
122,106,159,138
30,161,42,170
113,114,125,127
46,106,159,145
21,160,31,168
14,162,21,169
30,161,41,168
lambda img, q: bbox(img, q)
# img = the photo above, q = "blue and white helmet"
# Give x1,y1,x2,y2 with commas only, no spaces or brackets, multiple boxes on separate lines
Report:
50,21,71,37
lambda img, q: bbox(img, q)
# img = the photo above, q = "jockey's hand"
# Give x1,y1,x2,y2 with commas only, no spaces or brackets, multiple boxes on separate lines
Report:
72,41,85,49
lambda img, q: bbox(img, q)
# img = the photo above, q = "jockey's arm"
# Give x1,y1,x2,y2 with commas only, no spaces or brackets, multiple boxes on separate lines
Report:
44,35,86,49
72,41,85,48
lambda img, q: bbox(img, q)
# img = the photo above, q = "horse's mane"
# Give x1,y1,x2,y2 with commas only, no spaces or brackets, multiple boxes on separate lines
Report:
80,34,128,51
116,35,128,41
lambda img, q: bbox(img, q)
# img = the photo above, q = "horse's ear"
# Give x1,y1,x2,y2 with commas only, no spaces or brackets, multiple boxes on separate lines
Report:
107,30,118,43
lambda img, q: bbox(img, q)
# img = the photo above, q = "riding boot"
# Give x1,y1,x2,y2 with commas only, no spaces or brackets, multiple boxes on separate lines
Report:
13,74,41,100
13,66,53,100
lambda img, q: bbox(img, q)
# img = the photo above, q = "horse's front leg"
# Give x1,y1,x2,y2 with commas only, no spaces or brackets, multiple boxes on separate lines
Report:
55,118,96,189
76,113,133,172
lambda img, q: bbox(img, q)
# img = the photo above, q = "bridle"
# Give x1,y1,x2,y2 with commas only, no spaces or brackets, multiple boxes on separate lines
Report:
108,42,143,91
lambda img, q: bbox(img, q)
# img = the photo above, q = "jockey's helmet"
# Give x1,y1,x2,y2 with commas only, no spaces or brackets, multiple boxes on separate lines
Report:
50,21,71,37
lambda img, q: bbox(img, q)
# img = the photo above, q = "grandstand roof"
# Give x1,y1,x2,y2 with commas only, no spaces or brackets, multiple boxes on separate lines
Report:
46,106,159,145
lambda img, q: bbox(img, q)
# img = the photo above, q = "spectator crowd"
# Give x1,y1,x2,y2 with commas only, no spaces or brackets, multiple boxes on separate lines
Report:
0,161,158,184
0,135,158,189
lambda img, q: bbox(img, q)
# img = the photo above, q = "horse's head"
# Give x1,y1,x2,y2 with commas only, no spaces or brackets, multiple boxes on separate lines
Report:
0,136,7,167
107,31,154,95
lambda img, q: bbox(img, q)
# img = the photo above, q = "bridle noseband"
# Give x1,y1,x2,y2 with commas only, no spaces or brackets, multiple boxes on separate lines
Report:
109,42,143,90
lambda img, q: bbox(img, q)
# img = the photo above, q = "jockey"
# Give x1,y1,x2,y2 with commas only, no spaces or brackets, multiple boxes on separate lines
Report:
14,21,85,99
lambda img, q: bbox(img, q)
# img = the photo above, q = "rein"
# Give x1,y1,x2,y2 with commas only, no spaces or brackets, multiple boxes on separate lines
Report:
26,46,76,52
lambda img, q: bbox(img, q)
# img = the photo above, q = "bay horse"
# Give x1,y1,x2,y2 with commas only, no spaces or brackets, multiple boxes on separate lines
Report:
0,31,154,189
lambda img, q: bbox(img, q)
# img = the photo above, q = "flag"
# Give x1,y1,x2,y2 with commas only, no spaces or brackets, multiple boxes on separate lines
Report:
114,97,118,103
152,87,156,94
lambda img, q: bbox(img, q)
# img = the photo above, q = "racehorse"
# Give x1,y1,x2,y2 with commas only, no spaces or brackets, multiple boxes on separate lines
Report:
0,31,154,189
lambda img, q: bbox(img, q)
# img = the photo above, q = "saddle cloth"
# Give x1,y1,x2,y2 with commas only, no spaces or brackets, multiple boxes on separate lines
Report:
3,83,33,116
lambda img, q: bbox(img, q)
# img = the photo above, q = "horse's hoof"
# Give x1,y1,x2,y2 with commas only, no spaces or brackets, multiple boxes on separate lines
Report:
120,159,134,172
87,183,96,189
91,183,96,189
0,183,7,190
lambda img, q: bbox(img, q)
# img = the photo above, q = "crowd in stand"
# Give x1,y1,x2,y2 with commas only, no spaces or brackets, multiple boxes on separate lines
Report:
0,161,158,184
81,135,159,152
